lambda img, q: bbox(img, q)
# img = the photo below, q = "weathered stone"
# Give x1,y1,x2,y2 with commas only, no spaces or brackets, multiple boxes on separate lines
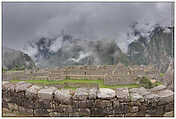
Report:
18,106,33,115
146,106,164,116
38,87,57,100
145,114,151,117
15,82,32,92
163,111,174,117
88,88,97,99
56,105,73,113
76,108,90,117
150,85,166,92
157,89,174,105
103,106,114,115
97,88,115,99
8,103,18,111
165,103,174,112
2,81,10,87
91,107,105,116
26,85,43,97
130,93,144,102
34,108,49,116
129,87,150,96
54,89,72,105
16,81,26,85
144,94,159,102
130,106,139,113
95,100,112,108
116,88,129,100
73,88,89,100
4,83,16,91
114,103,128,114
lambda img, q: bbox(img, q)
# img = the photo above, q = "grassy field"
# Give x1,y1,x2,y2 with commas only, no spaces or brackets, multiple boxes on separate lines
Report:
10,79,140,89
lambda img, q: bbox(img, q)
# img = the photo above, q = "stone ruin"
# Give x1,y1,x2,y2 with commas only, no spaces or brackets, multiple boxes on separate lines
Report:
2,81,174,117
48,64,160,85
3,64,160,86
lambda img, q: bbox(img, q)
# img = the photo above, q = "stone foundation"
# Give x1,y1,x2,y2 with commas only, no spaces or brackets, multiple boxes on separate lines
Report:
2,81,174,117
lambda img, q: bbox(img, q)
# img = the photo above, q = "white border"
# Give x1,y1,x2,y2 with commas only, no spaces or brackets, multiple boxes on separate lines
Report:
0,1,175,119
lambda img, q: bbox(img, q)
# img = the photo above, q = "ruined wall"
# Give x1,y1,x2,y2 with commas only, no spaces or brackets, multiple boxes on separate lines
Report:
2,81,174,117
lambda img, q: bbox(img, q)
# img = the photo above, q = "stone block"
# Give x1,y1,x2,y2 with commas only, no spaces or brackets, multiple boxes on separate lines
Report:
95,100,112,108
114,103,128,114
26,85,42,98
8,103,18,112
130,93,144,102
88,88,97,99
76,108,91,117
54,89,72,105
56,105,73,113
38,87,57,100
18,106,33,115
91,107,105,117
163,111,174,117
157,89,174,105
116,88,129,100
73,88,89,100
130,106,139,113
37,99,53,109
4,83,16,92
129,87,150,96
97,88,115,99
15,82,32,92
150,85,166,92
34,108,49,116
164,103,174,112
2,81,10,88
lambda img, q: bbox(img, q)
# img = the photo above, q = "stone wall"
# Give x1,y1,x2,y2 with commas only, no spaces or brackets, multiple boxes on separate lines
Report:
2,81,174,117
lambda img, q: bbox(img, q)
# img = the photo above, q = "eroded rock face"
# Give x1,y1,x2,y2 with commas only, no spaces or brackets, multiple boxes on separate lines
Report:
97,88,115,99
38,87,57,100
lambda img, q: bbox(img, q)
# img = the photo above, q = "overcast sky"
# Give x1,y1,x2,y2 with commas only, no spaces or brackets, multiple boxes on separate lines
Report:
3,2,174,51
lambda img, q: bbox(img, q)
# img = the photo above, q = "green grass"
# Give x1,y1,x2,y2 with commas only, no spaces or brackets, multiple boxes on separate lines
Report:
160,73,165,77
10,79,140,89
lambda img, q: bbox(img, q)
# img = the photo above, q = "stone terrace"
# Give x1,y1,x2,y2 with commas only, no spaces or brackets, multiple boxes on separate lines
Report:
3,64,160,85
2,81,174,117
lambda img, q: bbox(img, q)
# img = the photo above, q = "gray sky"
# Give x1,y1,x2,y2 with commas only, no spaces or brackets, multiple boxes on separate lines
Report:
3,2,174,51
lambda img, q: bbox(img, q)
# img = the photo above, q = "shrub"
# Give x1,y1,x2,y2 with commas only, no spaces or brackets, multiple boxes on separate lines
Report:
139,77,153,89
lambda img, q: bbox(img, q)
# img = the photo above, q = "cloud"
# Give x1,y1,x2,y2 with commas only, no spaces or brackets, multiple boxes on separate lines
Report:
3,2,173,52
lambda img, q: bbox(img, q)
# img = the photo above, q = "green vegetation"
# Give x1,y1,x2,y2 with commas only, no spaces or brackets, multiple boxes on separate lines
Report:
160,73,165,77
10,79,140,89
138,77,161,89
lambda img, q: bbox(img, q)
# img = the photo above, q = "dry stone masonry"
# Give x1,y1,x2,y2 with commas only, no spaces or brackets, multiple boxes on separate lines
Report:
3,64,160,86
2,81,174,117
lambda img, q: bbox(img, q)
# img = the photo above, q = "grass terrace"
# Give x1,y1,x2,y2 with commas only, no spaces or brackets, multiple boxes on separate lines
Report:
10,79,141,90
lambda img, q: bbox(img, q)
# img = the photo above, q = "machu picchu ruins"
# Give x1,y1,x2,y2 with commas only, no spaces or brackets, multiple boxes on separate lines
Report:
2,2,174,117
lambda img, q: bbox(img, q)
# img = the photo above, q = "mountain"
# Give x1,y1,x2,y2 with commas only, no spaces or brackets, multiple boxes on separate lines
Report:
128,26,174,73
23,24,173,72
24,33,128,68
3,47,35,70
